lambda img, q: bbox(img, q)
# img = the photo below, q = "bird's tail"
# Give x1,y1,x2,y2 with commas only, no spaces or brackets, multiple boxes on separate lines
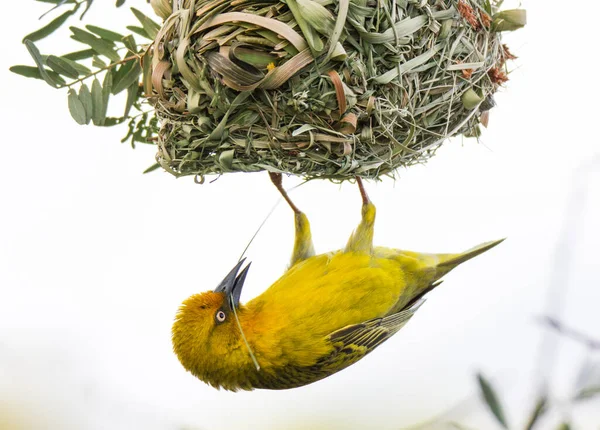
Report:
433,238,505,281
381,238,505,313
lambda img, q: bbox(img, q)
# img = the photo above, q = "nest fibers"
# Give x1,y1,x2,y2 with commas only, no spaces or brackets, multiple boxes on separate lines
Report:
150,0,520,181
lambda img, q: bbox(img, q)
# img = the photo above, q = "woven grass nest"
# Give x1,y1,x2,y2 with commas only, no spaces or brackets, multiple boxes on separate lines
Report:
149,0,523,181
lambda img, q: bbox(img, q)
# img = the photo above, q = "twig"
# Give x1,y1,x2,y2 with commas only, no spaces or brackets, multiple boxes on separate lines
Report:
541,316,600,350
61,54,140,88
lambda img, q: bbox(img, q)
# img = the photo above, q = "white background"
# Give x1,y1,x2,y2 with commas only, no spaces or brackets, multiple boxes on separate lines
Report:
1,1,599,429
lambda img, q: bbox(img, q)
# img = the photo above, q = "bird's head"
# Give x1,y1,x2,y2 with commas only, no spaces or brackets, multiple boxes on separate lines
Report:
171,259,255,390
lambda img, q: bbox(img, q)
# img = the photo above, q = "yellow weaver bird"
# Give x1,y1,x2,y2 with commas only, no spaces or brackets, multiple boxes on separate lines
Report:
172,174,503,391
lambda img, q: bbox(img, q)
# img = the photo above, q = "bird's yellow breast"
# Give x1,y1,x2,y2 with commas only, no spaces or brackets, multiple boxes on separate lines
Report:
241,248,408,370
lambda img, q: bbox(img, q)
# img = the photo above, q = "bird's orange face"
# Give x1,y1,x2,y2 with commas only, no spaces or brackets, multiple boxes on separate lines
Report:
171,260,254,389
174,291,231,334
173,290,237,343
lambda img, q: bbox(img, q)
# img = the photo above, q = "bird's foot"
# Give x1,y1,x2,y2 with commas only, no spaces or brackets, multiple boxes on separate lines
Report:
268,172,315,265
269,172,300,214
356,177,370,206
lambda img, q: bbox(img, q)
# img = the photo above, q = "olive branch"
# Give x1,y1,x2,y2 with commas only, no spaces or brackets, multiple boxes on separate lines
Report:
11,0,159,158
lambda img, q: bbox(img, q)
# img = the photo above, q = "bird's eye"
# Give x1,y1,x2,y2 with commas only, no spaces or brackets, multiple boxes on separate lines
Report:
215,310,227,323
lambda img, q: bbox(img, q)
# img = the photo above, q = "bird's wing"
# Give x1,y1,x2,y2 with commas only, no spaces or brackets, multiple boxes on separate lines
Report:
327,299,425,357
253,300,425,389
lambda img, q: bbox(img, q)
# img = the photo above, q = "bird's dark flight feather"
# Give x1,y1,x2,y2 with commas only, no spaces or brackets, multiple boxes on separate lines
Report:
253,300,425,389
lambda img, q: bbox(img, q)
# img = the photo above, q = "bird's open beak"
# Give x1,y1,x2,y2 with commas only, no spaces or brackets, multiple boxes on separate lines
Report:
214,259,251,309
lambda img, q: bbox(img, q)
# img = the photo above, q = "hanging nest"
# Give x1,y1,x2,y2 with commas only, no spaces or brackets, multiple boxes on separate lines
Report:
149,0,524,181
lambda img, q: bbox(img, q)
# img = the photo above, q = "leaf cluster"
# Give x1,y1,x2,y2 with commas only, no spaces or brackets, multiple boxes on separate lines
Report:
11,0,157,153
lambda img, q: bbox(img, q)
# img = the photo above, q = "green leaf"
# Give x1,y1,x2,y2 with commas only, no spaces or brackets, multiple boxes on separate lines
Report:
78,84,93,124
573,358,600,402
57,56,92,75
38,0,78,20
80,0,94,19
116,0,126,6
86,25,126,43
285,0,323,53
136,114,157,145
295,0,335,36
574,385,600,401
126,25,149,39
121,34,138,54
9,65,43,80
462,88,484,109
111,60,142,95
143,163,161,174
482,0,493,15
68,88,88,125
120,117,136,144
524,396,547,430
22,10,74,42
131,8,160,39
103,117,126,127
219,149,235,170
230,46,276,68
24,39,61,88
141,51,152,96
492,9,527,32
46,55,79,79
92,56,107,68
101,71,113,124
10,65,65,84
124,81,138,117
477,373,508,429
111,59,133,89
70,27,120,61
91,78,106,125
62,49,95,61
102,72,112,102
208,91,251,140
